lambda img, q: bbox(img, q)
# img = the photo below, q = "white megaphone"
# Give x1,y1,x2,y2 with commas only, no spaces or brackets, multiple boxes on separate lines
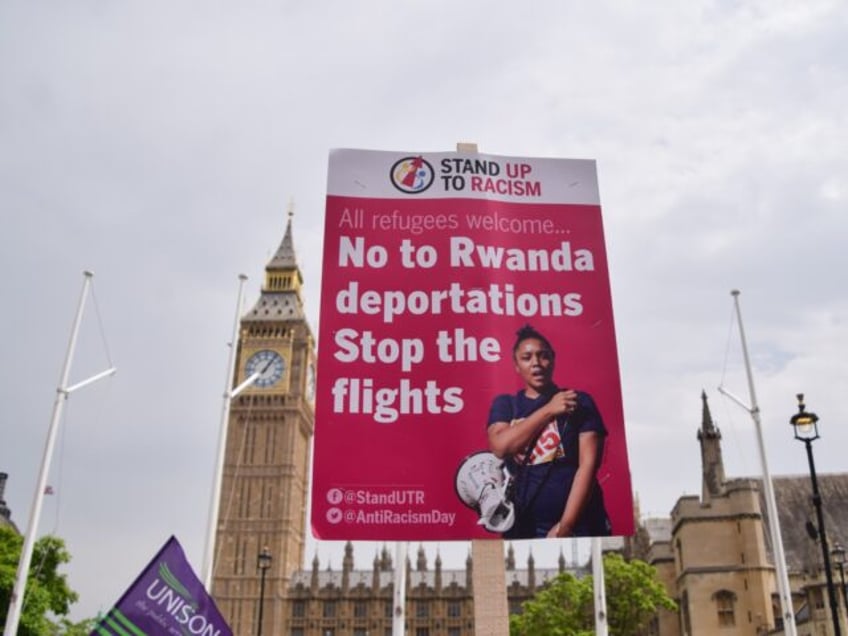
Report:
454,451,515,533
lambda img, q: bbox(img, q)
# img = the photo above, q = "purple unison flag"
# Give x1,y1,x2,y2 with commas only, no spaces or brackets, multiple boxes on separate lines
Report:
91,536,232,636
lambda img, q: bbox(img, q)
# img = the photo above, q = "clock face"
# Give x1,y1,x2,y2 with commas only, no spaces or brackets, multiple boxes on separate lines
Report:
245,350,285,388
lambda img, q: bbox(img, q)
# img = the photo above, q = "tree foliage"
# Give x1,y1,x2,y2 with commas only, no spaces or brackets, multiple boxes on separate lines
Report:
603,552,677,634
56,616,99,636
509,570,594,636
510,552,676,636
0,525,86,636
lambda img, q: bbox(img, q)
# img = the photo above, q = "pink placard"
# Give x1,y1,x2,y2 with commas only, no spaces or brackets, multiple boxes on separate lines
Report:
312,149,633,541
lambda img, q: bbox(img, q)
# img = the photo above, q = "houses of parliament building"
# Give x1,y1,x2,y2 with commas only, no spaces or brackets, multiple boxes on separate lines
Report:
2,217,847,635
7,217,841,635
199,217,848,636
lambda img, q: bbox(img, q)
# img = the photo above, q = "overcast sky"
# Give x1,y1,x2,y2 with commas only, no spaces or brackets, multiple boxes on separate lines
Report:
2,0,847,622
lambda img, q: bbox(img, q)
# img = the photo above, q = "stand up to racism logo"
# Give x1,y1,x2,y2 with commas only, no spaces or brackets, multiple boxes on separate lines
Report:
390,156,435,194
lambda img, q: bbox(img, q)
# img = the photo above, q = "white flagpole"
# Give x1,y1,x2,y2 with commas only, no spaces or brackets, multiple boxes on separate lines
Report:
592,538,608,636
202,274,248,589
392,542,407,636
4,271,117,636
718,289,797,636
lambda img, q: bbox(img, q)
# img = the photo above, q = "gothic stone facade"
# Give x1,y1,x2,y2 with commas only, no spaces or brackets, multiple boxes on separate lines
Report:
212,220,848,636
281,543,586,636
211,216,317,635
634,392,848,636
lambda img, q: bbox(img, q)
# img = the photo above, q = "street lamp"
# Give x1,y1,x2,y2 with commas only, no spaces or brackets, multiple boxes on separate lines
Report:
790,394,841,636
256,546,272,636
832,542,848,616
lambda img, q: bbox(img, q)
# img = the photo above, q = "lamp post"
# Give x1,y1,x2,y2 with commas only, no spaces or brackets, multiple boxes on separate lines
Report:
790,394,841,636
256,546,272,636
832,542,848,619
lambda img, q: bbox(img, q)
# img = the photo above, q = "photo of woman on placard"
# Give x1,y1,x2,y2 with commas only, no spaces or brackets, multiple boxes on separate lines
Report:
487,324,611,539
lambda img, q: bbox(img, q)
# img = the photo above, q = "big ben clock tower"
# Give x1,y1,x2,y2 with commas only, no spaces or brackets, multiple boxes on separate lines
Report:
211,213,316,636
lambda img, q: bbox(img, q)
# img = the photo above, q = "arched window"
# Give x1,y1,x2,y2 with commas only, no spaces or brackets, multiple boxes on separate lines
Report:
323,600,337,618
712,589,737,627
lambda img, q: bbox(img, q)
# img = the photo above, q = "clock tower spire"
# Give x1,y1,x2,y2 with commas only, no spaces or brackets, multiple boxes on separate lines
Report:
211,209,316,636
263,207,304,300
